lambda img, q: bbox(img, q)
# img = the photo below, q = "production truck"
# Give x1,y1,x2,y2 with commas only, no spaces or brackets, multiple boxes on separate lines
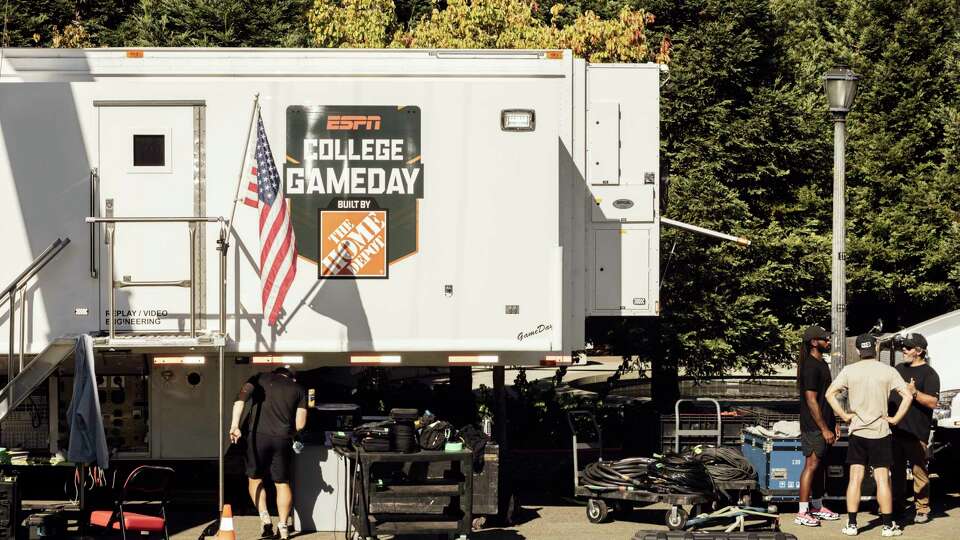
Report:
0,48,739,467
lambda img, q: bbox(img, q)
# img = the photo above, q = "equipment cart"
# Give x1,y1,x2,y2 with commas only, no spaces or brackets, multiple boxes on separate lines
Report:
349,448,473,540
569,408,771,531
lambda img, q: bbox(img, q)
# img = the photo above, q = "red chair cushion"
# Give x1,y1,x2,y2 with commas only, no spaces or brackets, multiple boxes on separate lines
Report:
90,510,166,532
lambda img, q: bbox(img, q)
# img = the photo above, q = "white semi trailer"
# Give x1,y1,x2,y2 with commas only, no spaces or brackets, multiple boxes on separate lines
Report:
0,49,739,466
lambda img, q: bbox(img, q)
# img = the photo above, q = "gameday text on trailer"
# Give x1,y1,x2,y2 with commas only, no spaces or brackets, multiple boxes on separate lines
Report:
286,138,421,195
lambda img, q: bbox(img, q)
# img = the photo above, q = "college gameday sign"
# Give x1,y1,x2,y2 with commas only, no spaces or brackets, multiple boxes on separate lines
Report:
284,106,423,278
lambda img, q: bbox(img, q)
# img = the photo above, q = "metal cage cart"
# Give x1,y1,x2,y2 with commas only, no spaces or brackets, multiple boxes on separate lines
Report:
569,407,770,531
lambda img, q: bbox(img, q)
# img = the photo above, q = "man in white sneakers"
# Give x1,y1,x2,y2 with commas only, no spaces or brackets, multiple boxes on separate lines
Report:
827,333,914,537
795,325,841,527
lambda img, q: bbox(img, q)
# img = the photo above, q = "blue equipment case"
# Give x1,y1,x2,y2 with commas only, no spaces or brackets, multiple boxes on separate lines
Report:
741,431,804,503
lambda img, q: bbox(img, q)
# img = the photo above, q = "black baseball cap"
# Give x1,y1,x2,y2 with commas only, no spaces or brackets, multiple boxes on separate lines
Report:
902,333,928,350
803,325,830,342
274,365,297,378
856,333,878,359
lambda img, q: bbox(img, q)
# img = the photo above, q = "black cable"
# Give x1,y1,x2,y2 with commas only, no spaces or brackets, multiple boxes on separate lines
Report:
686,447,756,483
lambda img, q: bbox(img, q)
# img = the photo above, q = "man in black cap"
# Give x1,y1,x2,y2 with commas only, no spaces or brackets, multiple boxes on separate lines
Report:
795,325,841,527
889,333,939,524
229,366,307,539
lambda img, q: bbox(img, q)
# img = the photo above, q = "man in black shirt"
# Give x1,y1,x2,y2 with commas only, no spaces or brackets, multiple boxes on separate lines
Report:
229,367,307,539
795,325,841,527
889,333,939,524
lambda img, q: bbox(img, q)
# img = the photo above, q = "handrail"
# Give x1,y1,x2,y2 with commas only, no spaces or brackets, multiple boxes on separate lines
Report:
5,237,71,382
86,217,222,223
1,238,68,302
87,217,227,341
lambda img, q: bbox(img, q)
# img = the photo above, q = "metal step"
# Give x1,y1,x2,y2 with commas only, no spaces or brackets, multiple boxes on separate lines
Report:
0,336,77,423
92,332,225,350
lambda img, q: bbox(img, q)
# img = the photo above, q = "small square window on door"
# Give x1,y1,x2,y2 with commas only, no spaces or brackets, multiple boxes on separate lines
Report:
127,127,172,173
133,134,165,166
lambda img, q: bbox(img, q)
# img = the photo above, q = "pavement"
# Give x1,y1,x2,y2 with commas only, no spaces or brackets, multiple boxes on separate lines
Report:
167,496,960,540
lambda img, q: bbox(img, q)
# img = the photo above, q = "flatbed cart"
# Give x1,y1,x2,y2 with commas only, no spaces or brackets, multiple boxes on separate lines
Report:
568,409,773,531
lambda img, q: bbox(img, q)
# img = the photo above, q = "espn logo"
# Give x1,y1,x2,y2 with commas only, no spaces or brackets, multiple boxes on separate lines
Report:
327,115,382,130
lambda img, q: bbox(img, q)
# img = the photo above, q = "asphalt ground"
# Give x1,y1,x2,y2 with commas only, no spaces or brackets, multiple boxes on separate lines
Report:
166,494,960,540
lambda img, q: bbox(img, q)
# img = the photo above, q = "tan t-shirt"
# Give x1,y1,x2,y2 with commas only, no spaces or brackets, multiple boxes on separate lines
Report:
828,359,908,439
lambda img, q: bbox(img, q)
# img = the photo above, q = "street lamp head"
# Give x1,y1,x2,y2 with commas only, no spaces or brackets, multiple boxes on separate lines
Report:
823,65,860,115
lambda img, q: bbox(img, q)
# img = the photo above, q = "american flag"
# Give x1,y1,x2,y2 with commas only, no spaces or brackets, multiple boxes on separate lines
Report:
244,112,297,326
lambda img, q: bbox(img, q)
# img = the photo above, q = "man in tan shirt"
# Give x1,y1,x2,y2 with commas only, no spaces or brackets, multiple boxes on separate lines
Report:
827,333,913,537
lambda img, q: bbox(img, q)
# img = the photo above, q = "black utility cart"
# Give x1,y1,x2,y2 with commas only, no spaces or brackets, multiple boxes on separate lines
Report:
349,448,473,540
569,407,773,531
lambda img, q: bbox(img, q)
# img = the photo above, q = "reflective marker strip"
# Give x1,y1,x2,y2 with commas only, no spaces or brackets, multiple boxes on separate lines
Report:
252,355,304,364
351,355,401,365
541,355,572,366
449,355,499,365
153,356,205,365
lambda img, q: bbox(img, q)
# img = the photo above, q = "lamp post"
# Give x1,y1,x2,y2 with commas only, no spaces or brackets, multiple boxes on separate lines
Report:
823,65,859,379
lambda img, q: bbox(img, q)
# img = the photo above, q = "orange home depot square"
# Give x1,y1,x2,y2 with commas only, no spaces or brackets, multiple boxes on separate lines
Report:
318,207,388,278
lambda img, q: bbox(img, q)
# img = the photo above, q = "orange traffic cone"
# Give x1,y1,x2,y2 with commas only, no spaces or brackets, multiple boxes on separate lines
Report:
218,504,236,539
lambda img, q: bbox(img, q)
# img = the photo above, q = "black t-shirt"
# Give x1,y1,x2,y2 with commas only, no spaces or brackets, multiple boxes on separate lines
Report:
240,372,307,438
889,362,940,442
799,358,836,433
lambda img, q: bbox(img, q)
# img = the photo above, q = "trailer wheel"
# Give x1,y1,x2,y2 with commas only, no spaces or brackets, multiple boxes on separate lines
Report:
586,499,609,523
665,506,688,530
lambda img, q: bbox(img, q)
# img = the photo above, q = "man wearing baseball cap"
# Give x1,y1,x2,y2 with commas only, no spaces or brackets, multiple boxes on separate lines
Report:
795,325,841,527
889,333,939,524
827,333,914,536
229,366,307,539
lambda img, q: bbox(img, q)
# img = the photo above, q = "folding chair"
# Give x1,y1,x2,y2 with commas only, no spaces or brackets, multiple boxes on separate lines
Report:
89,465,174,539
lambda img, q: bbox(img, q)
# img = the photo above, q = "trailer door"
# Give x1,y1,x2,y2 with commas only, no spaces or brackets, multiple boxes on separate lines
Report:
96,104,204,334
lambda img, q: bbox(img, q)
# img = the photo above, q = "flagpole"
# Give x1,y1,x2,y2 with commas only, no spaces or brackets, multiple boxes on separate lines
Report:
218,92,259,516
226,93,261,236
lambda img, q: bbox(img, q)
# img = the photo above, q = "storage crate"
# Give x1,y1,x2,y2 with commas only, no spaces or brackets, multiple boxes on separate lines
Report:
733,406,799,429
824,439,877,499
741,431,804,502
658,410,755,453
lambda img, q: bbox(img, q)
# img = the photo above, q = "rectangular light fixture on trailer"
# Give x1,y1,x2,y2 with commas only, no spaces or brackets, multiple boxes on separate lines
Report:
153,356,205,365
448,355,499,365
501,109,535,131
350,355,402,365
252,355,304,365
541,355,572,366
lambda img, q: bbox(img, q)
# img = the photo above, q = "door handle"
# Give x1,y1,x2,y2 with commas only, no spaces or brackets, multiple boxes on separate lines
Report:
90,168,98,278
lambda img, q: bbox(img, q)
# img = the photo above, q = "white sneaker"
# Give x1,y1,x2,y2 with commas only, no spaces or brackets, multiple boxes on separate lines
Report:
881,523,903,537
841,522,858,536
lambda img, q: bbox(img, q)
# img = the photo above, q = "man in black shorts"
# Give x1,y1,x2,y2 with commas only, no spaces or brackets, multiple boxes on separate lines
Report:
795,325,840,526
827,333,913,537
229,366,307,539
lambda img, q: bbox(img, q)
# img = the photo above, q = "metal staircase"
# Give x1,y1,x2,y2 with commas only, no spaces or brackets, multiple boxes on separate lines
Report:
0,336,76,423
1,237,74,423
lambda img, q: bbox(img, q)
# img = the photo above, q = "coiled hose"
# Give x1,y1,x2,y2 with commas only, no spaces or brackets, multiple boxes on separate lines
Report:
579,448,755,496
688,446,756,482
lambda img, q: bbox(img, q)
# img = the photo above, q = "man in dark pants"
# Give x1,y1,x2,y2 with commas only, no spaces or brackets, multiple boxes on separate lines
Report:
229,366,307,539
795,325,841,527
890,333,939,524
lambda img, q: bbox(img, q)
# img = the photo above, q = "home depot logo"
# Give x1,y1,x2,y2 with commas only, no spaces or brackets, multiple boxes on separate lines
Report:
326,115,382,131
318,203,388,278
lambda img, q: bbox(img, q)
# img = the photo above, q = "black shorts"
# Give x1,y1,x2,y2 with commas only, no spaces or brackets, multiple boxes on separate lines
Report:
801,430,829,458
847,434,893,469
245,433,293,483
